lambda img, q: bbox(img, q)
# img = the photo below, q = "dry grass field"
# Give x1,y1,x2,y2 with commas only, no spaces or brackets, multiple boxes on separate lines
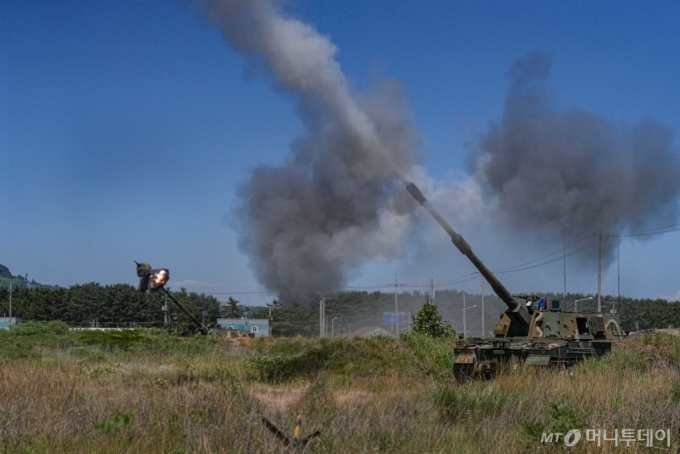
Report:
1,324,679,453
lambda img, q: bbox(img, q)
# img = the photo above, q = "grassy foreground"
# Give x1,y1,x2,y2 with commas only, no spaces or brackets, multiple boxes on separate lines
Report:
0,323,679,453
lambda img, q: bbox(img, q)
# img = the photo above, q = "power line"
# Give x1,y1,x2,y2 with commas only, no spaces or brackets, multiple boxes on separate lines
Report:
201,223,680,296
587,223,680,238
492,236,591,273
430,223,680,289
619,224,680,237
436,235,594,284
494,239,599,274
437,272,481,287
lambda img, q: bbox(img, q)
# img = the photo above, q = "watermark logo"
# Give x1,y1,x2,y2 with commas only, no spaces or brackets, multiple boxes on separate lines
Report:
541,428,671,448
540,429,581,446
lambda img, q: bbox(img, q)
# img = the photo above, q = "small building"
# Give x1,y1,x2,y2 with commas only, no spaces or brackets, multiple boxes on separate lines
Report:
0,317,21,329
216,318,269,337
343,326,397,339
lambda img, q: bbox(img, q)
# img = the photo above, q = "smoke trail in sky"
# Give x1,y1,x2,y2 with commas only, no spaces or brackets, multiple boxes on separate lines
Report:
195,0,420,293
467,51,680,263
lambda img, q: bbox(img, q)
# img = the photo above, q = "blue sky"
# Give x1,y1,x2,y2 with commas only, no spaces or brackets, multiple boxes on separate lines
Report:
2,0,680,305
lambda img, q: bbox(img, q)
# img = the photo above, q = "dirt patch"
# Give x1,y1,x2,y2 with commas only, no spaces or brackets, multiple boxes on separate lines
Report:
226,337,256,347
656,329,680,336
117,362,179,375
334,390,373,410
250,383,310,412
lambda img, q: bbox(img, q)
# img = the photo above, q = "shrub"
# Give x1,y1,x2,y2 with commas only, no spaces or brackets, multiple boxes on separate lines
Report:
433,384,511,421
79,329,145,350
248,336,411,383
519,419,545,442
670,382,680,403
403,332,455,377
9,320,70,336
247,338,350,382
94,411,135,433
548,400,589,435
600,346,649,372
410,302,455,338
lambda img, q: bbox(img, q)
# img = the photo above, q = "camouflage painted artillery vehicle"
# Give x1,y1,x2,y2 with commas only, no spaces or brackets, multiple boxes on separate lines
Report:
405,182,629,380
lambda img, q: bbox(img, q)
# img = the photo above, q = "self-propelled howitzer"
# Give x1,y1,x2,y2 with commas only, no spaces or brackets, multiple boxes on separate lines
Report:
405,182,629,380
406,183,531,336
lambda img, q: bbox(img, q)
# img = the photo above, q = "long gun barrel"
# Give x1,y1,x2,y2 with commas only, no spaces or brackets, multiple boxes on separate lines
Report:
406,182,518,311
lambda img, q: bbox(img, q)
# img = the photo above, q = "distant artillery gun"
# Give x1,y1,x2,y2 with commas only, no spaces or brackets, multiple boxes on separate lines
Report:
405,182,629,380
135,261,211,335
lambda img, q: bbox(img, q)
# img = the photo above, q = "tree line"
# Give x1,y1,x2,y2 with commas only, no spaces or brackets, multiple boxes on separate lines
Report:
0,284,220,329
1,283,677,335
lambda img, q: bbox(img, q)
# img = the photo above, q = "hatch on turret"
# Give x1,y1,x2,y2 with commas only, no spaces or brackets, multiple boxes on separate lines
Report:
572,316,593,340
589,316,607,339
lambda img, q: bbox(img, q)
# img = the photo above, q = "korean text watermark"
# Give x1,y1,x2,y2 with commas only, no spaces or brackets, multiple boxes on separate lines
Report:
541,428,671,448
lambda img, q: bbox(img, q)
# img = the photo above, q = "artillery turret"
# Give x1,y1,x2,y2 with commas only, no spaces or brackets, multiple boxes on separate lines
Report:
405,183,628,380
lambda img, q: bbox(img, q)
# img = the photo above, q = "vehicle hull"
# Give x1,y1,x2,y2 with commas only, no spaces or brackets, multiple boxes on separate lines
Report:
452,338,612,381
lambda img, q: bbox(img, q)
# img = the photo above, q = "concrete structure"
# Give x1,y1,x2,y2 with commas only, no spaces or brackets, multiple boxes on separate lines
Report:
343,326,397,339
0,317,21,329
216,318,269,337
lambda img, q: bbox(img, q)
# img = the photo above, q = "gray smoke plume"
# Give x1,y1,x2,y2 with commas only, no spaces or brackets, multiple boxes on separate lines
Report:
468,51,680,263
195,0,419,293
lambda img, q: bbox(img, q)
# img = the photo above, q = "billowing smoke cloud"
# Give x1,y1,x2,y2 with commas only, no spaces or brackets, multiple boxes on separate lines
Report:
195,0,420,293
468,51,680,263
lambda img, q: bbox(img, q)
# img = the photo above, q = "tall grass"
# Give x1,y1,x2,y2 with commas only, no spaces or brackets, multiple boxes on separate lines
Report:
0,326,679,452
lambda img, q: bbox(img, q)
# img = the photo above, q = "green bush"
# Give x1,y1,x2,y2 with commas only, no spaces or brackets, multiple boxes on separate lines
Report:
79,329,145,350
433,384,511,421
519,419,545,442
247,338,350,382
548,400,590,435
94,411,135,433
600,347,649,372
403,332,455,377
248,336,411,382
9,320,70,336
410,302,455,338
670,382,680,403
248,334,458,383
267,339,304,356
0,321,74,362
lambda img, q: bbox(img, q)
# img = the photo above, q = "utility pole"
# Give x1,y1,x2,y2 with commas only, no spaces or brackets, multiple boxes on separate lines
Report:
394,274,399,337
9,281,12,327
461,290,477,338
563,234,567,302
319,296,325,337
387,277,405,336
430,278,436,304
617,242,621,308
597,232,602,313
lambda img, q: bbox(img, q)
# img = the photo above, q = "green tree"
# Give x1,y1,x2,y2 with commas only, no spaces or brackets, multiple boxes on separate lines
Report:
0,264,12,279
173,288,220,328
411,301,456,338
221,297,244,318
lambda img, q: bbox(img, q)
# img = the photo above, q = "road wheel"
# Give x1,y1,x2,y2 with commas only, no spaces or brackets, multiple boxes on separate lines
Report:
453,364,474,383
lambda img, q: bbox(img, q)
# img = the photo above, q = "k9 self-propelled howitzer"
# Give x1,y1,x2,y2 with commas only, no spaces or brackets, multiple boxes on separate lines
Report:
406,183,629,380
